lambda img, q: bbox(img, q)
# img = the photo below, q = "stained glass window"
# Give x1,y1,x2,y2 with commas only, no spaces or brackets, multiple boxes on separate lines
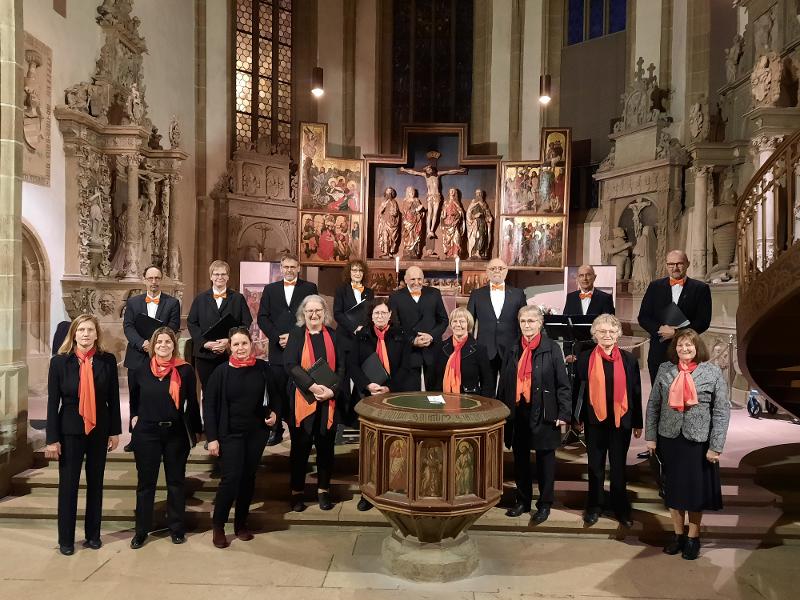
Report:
234,0,292,153
609,0,626,34
567,0,626,45
567,0,584,45
588,0,604,39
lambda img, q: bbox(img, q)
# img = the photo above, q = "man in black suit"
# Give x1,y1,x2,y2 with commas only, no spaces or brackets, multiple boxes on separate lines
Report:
638,249,712,383
121,265,181,451
563,264,616,364
388,266,448,391
187,260,253,391
257,253,318,445
466,258,527,388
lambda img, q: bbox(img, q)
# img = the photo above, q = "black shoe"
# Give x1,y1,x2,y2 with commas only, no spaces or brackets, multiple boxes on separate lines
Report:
636,450,650,459
123,442,134,453
663,533,686,555
583,511,600,525
616,514,634,529
171,533,186,545
505,503,530,517
82,538,102,550
290,494,306,513
681,537,700,560
59,544,74,556
266,431,284,446
356,497,373,512
130,534,147,549
532,506,551,524
318,491,334,511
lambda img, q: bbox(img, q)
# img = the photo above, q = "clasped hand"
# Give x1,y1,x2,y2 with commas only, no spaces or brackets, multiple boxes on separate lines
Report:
205,338,229,353
413,333,433,348
658,325,676,340
367,383,390,395
309,383,334,401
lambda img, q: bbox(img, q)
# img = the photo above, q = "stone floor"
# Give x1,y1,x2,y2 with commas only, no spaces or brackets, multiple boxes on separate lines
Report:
0,519,796,600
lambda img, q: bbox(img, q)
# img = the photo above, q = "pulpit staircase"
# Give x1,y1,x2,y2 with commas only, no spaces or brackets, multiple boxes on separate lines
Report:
736,130,800,418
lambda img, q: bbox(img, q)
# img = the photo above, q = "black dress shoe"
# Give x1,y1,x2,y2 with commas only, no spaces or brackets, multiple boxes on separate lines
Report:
82,538,102,550
318,491,334,511
616,514,634,529
532,506,551,524
266,431,284,446
505,503,530,517
583,511,600,525
356,497,373,512
171,533,186,545
290,494,307,513
59,544,74,556
663,533,686,555
130,534,147,549
123,442,134,453
681,537,701,560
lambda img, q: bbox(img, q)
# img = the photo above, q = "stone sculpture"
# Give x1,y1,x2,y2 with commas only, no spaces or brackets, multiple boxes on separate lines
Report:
168,115,181,149
606,227,632,280
631,225,656,292
707,173,737,282
725,34,744,84
377,187,401,258
467,189,493,259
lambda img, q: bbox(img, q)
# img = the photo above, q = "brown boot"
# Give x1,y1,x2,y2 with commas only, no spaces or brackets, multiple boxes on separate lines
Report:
212,526,229,549
234,524,254,541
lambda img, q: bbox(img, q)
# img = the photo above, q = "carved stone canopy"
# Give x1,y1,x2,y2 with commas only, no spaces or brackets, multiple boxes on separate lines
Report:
614,57,669,134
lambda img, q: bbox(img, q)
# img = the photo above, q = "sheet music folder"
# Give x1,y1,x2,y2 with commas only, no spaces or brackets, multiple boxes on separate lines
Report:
344,299,369,329
201,314,239,341
134,314,164,341
361,352,389,386
661,303,690,328
544,315,595,343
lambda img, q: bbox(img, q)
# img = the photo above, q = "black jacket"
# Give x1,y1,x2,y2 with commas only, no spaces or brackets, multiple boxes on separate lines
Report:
203,359,277,442
637,277,712,367
562,288,615,316
187,288,253,359
348,325,412,394
432,335,495,397
122,292,181,369
574,348,642,429
467,284,528,360
333,283,374,343
129,363,203,446
46,351,122,444
497,336,572,450
388,286,448,367
257,279,318,362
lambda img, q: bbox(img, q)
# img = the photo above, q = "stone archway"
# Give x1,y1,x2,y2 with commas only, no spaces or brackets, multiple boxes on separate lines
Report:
21,223,50,396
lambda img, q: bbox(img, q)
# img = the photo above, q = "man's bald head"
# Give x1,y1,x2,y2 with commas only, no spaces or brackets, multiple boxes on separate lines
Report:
576,264,597,292
666,250,690,279
487,258,508,285
405,266,424,291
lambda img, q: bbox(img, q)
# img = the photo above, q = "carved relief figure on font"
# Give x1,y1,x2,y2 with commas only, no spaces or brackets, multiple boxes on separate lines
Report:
377,186,401,258
401,186,426,259
419,443,443,497
455,441,475,496
467,189,493,259
388,438,407,493
440,187,466,258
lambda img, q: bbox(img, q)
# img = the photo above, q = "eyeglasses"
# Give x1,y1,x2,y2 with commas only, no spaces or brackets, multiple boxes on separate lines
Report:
487,267,506,272
304,309,323,315
144,276,162,282
666,262,686,268
595,329,617,336
372,311,390,317
351,267,364,272
211,272,229,278
519,319,541,325
282,264,299,270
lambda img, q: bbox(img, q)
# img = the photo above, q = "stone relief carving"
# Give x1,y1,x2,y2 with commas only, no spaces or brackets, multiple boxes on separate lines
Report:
707,168,737,283
725,34,744,84
753,9,775,56
604,227,632,280
22,33,52,187
598,144,616,173
689,101,706,141
631,224,657,293
614,58,668,133
77,146,113,278
656,131,689,163
750,52,796,108
168,115,181,149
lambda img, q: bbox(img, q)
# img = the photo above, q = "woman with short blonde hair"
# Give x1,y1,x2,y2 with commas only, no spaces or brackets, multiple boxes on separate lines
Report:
433,307,492,398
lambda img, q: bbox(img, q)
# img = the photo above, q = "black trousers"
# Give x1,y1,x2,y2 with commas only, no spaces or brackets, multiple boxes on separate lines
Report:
58,429,108,546
512,408,556,510
195,355,227,391
212,427,269,527
585,423,632,516
269,363,289,433
488,354,503,397
133,422,190,536
289,414,336,492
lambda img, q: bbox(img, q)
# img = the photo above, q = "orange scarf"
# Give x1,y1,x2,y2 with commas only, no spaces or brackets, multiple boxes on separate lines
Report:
588,344,628,427
75,347,97,435
294,327,336,429
443,336,468,394
150,356,187,410
374,325,391,375
229,354,256,368
515,334,541,404
668,361,698,412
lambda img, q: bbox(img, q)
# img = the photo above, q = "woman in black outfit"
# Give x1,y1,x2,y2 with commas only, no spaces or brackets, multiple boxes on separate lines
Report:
205,327,278,548
434,307,494,398
129,327,201,549
45,314,121,556
284,294,343,512
333,259,374,426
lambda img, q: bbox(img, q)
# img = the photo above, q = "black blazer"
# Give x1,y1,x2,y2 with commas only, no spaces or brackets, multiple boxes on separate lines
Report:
333,283,374,341
348,325,412,394
637,277,712,366
388,286,448,367
46,352,122,444
467,284,528,360
257,278,318,362
203,360,277,442
497,336,572,450
187,288,253,359
563,288,615,317
574,348,642,429
129,363,203,446
284,325,345,433
432,335,495,398
122,293,181,369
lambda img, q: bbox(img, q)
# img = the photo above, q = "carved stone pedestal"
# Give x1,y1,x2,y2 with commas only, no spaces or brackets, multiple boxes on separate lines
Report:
382,530,478,582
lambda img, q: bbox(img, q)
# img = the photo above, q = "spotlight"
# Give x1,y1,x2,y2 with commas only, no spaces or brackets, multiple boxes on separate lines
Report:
311,67,324,98
539,73,551,105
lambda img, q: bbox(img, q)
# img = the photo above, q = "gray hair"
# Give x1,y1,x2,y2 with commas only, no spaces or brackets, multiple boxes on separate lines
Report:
590,313,622,341
518,304,543,322
295,294,333,327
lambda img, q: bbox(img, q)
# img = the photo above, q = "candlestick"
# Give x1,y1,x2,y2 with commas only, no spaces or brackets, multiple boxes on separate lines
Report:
455,256,460,275
395,256,400,273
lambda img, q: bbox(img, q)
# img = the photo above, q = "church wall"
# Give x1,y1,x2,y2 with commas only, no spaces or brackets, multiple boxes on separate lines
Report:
669,0,688,143
634,0,662,75
488,0,512,158
205,0,230,197
519,0,543,160
353,0,378,156
316,0,345,152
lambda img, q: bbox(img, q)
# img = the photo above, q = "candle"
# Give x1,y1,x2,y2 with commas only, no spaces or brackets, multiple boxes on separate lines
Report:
395,256,400,273
455,256,460,275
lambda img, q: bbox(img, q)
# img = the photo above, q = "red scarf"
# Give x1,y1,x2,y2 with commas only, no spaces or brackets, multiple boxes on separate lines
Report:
588,344,628,427
443,336,468,394
229,354,257,368
150,356,187,410
515,334,541,404
374,325,391,375
668,361,699,412
295,327,336,429
75,347,97,435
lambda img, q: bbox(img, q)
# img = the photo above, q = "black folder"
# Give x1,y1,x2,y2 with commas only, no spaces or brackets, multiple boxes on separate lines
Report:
361,352,389,386
345,299,369,330
134,313,164,341
201,313,239,341
661,303,690,328
307,358,339,391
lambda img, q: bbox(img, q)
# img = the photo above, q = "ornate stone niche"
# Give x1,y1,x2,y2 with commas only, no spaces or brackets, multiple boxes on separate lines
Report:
22,32,52,187
54,1,187,355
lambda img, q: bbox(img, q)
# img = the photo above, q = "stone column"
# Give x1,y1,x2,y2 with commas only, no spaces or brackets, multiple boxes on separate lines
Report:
794,161,800,243
752,136,781,268
122,154,141,280
0,0,32,495
691,166,711,278
166,175,182,282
